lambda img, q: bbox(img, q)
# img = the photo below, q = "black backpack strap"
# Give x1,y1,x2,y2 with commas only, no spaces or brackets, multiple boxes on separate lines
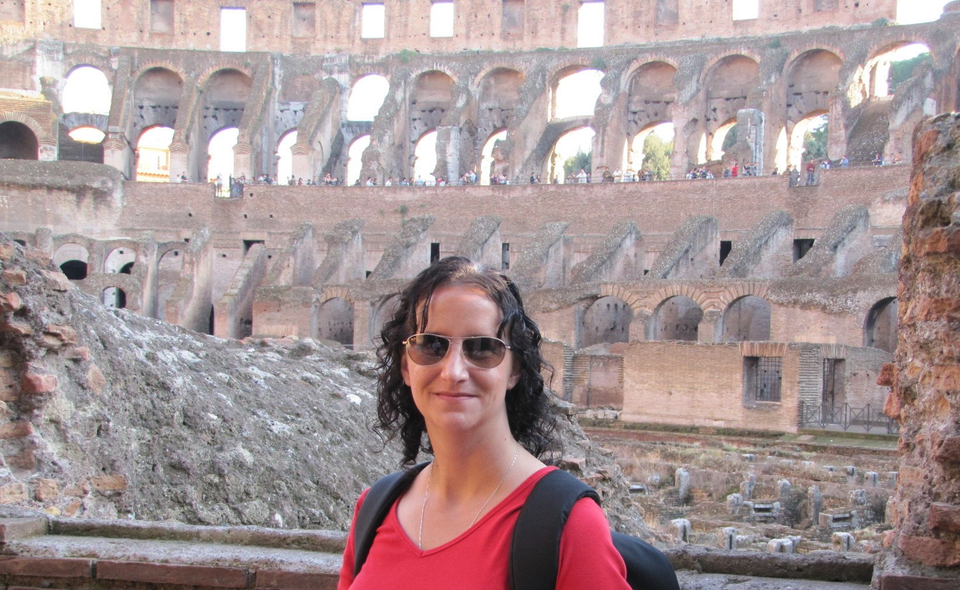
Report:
611,531,681,590
511,469,681,590
353,462,429,577
509,469,599,590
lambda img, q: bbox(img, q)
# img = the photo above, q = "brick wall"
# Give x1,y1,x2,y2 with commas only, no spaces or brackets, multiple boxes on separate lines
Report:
876,114,960,588
0,0,898,55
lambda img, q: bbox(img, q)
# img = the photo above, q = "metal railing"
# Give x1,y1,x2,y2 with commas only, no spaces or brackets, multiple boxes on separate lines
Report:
799,401,899,435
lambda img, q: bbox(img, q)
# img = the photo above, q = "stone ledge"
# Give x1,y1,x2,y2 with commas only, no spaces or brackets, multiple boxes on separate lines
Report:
664,546,875,583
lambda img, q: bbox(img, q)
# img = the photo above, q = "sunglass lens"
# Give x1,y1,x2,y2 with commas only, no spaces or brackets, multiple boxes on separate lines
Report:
463,337,506,368
409,334,449,365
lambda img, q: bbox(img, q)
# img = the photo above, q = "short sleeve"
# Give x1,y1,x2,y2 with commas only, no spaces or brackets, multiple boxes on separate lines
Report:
556,498,631,590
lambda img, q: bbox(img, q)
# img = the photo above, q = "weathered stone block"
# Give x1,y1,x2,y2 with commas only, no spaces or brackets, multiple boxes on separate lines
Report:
0,369,17,402
0,292,22,313
9,448,36,470
256,570,338,590
0,483,28,504
898,534,960,568
1,270,26,285
0,320,32,336
20,373,57,394
878,362,896,386
934,436,960,464
91,475,128,492
87,365,106,395
929,503,960,534
38,270,72,292
0,420,33,439
0,242,16,260
880,574,959,590
34,478,59,503
0,556,92,577
41,324,78,348
65,346,91,361
96,561,247,587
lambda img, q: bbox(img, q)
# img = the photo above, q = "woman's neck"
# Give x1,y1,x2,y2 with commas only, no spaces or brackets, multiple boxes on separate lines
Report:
426,430,519,498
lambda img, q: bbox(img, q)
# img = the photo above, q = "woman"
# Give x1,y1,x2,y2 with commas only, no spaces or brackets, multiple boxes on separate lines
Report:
338,257,630,589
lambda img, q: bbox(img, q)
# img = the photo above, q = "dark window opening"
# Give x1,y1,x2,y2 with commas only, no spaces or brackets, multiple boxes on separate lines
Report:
793,238,814,262
744,356,782,402
502,242,510,270
366,270,372,278
243,239,265,255
719,240,732,266
60,260,88,280
119,262,134,274
430,242,441,263
208,304,215,335
14,240,26,247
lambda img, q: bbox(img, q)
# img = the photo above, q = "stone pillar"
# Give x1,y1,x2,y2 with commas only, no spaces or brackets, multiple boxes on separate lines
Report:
102,128,131,179
291,142,312,182
737,108,764,174
234,141,254,181
168,140,191,182
699,309,720,343
436,126,460,182
876,114,960,589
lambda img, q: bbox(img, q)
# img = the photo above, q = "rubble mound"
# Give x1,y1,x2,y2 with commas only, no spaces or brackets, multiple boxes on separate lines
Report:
0,234,644,534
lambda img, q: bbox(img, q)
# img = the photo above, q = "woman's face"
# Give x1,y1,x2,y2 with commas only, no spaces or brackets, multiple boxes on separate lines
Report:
400,284,520,437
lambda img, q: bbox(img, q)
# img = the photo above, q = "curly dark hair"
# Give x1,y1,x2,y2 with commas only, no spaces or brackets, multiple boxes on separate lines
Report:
375,256,557,466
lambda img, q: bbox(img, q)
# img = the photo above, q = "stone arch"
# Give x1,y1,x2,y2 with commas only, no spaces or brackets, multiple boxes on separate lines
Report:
0,121,39,160
479,127,507,184
581,295,634,348
652,284,711,310
704,54,760,139
718,295,772,342
648,295,703,342
625,60,678,138
477,67,523,152
409,70,455,148
864,297,898,353
347,74,389,121
132,67,183,139
62,65,111,115
621,55,680,94
316,297,355,347
201,69,253,145
549,65,604,120
104,246,136,274
54,242,90,280
598,284,643,316
0,111,48,142
785,49,842,124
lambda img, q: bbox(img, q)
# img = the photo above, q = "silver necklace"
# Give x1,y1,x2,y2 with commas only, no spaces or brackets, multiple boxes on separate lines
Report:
418,441,521,550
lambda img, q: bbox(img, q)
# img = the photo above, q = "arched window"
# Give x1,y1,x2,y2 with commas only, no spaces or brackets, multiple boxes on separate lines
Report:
649,296,703,341
317,298,355,347
581,296,633,348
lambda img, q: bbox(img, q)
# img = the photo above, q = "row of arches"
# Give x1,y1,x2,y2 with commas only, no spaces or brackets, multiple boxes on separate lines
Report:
3,32,943,184
312,293,898,353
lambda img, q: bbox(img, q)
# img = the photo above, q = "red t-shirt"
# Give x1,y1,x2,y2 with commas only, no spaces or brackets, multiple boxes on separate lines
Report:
339,466,630,590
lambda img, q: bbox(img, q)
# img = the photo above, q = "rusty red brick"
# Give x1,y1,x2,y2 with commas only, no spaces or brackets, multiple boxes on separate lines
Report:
20,373,58,394
0,243,16,260
38,270,72,292
1,270,27,285
0,420,34,439
884,389,902,420
898,534,960,568
929,503,960,534
934,436,960,464
880,573,959,590
917,227,960,256
65,346,90,361
878,362,896,387
255,570,339,590
90,475,127,492
95,561,248,587
0,557,92,577
0,292,22,313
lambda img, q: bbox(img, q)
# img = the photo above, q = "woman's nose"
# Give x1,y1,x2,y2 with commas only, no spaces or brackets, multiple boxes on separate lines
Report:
438,342,470,381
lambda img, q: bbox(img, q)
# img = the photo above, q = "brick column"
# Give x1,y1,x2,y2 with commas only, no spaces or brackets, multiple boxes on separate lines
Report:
876,113,960,589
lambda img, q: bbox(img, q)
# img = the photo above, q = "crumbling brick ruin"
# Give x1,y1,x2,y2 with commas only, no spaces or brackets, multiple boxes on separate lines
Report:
1,0,960,588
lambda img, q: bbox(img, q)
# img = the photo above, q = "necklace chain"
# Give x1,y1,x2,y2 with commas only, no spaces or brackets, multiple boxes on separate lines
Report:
418,441,521,550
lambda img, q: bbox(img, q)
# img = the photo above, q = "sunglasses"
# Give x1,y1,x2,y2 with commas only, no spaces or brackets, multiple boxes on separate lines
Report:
403,333,512,369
